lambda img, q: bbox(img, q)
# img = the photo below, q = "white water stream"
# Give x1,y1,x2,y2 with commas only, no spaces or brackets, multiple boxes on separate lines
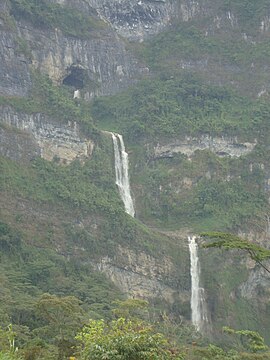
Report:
111,133,135,217
188,236,208,332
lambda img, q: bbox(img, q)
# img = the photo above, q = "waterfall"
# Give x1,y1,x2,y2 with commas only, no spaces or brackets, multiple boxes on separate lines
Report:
188,236,208,332
111,133,135,217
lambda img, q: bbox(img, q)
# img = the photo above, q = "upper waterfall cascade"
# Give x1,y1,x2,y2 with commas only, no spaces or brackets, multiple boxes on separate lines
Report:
188,236,208,332
111,133,135,217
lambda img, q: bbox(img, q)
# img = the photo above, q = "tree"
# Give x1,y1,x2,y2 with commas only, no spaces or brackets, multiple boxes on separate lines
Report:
0,325,22,360
199,232,270,357
200,232,270,273
35,294,84,359
76,317,182,360
112,299,149,320
223,327,268,353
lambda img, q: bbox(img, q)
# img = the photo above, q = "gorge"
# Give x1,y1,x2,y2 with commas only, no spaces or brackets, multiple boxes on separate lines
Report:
1,0,270,356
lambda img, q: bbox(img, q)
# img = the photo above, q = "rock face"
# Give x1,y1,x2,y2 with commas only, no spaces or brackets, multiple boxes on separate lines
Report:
0,2,148,98
20,24,147,98
237,231,270,301
87,0,177,41
0,29,32,97
2,0,270,98
94,245,190,304
75,0,212,41
154,135,257,159
0,123,40,163
240,267,270,300
1,107,93,164
68,0,270,41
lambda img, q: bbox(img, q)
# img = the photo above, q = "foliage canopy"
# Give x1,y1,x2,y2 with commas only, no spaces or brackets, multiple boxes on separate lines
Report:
201,232,270,273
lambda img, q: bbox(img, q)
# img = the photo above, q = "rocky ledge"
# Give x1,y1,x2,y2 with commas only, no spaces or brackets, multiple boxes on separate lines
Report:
0,106,94,164
93,245,190,305
154,135,256,159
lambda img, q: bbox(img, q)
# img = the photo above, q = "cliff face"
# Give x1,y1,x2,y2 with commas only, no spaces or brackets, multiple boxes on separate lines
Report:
0,1,148,99
87,0,178,41
94,244,189,305
153,136,256,159
0,29,32,97
0,106,93,163
44,0,219,42
49,0,178,40
81,0,270,40
21,24,147,98
2,0,270,98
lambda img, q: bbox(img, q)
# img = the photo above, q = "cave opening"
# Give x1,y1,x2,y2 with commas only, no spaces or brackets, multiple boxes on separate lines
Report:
63,65,86,89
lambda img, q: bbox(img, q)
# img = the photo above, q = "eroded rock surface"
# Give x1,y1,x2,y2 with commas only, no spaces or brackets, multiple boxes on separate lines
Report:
154,135,256,159
0,30,32,97
94,245,190,304
1,107,93,164
0,2,148,98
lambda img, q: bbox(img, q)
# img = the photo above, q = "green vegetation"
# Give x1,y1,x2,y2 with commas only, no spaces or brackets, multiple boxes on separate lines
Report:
0,222,123,315
137,23,245,68
1,298,268,360
220,0,270,31
223,327,268,353
92,72,270,141
188,344,270,359
128,146,269,231
76,317,179,360
1,73,94,129
13,36,32,60
0,140,175,254
0,9,16,32
1,0,270,357
137,21,270,72
130,4,270,99
199,233,270,340
1,308,270,360
0,143,155,257
91,64,270,231
0,221,124,359
9,0,106,38
0,71,99,143
201,232,270,273
0,148,123,216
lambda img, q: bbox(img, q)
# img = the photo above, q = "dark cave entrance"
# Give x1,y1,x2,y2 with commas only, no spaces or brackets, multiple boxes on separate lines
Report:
63,65,86,89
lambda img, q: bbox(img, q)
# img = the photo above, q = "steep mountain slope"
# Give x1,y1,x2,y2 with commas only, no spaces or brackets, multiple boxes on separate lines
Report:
1,0,270,349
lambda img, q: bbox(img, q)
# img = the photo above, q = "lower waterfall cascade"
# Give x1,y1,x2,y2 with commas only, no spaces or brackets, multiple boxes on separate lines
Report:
188,235,208,332
111,133,135,217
